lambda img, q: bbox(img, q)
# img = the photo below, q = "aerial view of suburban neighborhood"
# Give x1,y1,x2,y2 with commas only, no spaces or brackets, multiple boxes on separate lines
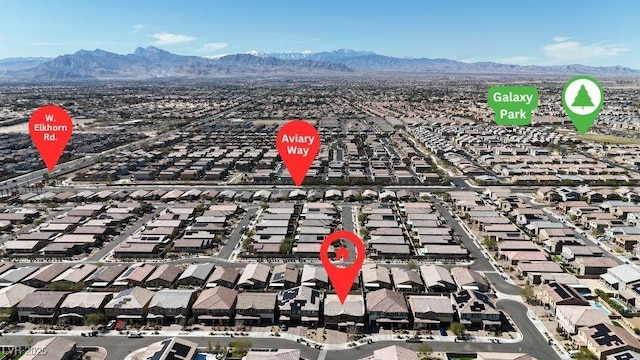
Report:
1,2,640,360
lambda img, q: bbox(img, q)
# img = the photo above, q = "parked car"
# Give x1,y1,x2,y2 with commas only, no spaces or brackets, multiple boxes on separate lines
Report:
440,328,447,336
405,336,422,343
127,331,143,338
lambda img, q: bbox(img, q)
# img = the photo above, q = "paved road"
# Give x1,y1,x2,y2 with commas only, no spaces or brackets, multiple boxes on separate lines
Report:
0,157,92,191
430,197,491,272
485,272,521,295
521,196,623,266
339,205,358,265
430,196,521,295
496,300,561,360
0,335,322,360
218,207,258,259
86,205,168,262
0,326,551,360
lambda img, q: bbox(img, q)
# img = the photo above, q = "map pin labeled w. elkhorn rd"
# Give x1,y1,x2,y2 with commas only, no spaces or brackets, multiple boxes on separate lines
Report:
320,230,365,304
562,75,603,134
276,119,320,186
29,105,73,171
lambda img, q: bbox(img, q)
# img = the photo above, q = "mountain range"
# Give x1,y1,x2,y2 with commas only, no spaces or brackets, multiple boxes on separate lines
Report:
0,47,638,80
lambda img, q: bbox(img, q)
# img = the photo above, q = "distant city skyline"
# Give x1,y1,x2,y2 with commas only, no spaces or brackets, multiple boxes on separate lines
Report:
1,0,639,67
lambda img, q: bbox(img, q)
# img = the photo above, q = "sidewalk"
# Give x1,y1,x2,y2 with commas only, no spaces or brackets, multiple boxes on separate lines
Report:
527,309,572,360
495,291,523,302
5,328,523,350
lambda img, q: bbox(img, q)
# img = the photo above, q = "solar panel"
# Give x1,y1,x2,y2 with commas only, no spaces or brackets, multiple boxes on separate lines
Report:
591,323,623,346
613,352,635,360
273,272,285,281
149,339,171,360
172,342,191,358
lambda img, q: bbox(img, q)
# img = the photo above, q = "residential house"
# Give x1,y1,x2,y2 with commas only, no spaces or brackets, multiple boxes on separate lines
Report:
420,265,456,292
85,264,127,289
575,323,640,360
206,267,240,289
324,293,365,331
20,337,78,360
235,292,277,326
555,305,611,335
133,337,198,360
0,266,39,286
113,263,156,287
147,289,196,324
391,268,424,292
451,289,501,330
244,349,302,360
0,283,36,321
50,264,97,287
450,267,489,292
269,264,300,289
104,287,155,322
600,264,640,291
278,286,321,327
361,264,392,290
407,295,454,330
538,282,589,313
17,291,68,323
22,263,71,288
177,263,215,287
237,263,271,290
145,264,183,288
365,289,409,328
573,257,619,277
300,265,329,289
476,353,532,360
358,345,418,360
192,286,238,325
58,292,113,325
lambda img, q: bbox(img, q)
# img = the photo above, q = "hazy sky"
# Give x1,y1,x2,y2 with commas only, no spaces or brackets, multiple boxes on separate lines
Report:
1,0,638,67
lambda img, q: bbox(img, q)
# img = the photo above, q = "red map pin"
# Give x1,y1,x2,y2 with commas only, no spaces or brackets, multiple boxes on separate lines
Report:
29,105,73,172
276,120,320,186
320,230,365,304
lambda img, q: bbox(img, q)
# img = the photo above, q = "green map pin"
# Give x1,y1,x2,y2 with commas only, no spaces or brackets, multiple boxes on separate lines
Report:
562,75,603,134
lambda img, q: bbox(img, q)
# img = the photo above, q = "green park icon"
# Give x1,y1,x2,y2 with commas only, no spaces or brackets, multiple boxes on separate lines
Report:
562,75,603,134
488,86,538,126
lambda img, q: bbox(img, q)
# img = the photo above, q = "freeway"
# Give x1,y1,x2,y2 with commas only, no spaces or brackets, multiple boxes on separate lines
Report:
0,101,251,192
0,156,93,191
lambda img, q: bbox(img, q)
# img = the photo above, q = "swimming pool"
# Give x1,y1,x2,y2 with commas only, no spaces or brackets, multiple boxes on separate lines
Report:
589,300,612,315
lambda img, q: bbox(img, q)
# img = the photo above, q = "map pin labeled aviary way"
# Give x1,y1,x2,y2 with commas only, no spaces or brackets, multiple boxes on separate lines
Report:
29,105,73,171
276,119,320,186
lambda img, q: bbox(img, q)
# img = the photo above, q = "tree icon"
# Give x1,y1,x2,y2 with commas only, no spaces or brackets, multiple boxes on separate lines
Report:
572,85,594,109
